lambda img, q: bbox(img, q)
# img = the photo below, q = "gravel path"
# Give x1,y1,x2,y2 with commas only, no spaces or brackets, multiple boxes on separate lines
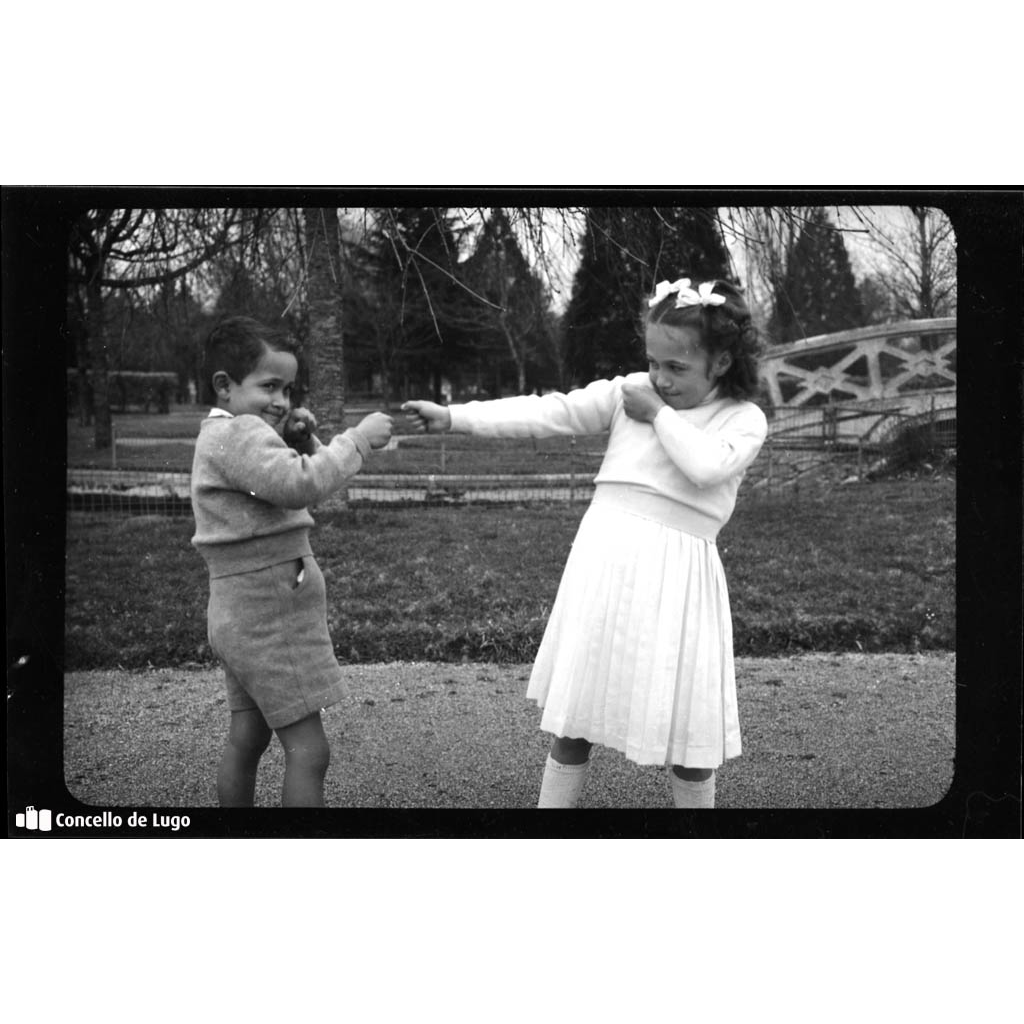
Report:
63,653,954,810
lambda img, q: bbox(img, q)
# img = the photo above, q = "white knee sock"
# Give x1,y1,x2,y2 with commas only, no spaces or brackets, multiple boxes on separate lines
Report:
670,771,716,808
537,755,589,808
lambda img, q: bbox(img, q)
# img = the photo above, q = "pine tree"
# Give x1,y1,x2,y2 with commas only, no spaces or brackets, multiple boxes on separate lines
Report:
561,207,733,384
773,208,864,343
343,207,472,402
457,208,558,395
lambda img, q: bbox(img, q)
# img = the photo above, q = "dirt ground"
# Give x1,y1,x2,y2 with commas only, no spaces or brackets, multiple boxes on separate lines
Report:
63,652,955,811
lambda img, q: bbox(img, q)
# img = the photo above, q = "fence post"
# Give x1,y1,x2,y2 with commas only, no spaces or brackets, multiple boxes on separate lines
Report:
569,436,576,503
440,436,447,474
111,423,117,470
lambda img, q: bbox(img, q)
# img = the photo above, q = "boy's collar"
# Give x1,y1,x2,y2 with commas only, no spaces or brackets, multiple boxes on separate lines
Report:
207,407,233,418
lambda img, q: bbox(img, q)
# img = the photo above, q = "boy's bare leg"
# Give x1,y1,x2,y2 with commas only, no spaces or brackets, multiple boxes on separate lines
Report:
276,712,331,807
218,708,272,807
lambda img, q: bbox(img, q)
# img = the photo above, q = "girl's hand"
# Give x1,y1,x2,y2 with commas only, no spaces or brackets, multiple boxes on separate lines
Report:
357,411,394,450
621,381,667,423
401,400,452,434
283,407,318,454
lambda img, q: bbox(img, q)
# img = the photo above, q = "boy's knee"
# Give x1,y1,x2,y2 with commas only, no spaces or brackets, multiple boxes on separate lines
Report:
277,717,330,773
303,735,331,773
229,711,272,756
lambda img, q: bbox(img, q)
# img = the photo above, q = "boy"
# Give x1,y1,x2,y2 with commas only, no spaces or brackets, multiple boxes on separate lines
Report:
190,316,391,806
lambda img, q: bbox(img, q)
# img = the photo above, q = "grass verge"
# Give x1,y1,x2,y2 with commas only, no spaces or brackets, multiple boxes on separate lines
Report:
64,477,954,669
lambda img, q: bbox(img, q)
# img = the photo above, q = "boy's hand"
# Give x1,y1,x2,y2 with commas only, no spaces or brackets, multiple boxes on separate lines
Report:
357,411,394,450
401,400,452,434
284,407,318,453
621,381,666,424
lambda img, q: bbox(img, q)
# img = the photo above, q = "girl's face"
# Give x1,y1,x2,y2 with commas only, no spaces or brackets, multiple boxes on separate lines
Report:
645,321,730,410
217,346,298,433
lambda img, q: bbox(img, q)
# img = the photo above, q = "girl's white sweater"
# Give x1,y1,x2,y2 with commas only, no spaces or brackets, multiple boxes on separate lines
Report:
448,374,767,540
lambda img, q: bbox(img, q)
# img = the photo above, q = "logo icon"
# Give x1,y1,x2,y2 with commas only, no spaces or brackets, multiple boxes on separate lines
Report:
15,806,52,831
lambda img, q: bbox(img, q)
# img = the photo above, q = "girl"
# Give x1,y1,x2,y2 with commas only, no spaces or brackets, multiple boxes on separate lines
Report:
190,316,392,807
403,279,766,808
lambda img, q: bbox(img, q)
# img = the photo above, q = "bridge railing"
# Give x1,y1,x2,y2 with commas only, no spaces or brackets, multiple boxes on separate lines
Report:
760,317,956,409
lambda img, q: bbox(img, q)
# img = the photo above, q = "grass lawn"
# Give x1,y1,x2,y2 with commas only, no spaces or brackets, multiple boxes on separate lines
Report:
64,477,954,670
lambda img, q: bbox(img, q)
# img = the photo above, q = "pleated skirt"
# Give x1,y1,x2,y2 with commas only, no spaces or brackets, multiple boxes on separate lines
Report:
527,486,742,768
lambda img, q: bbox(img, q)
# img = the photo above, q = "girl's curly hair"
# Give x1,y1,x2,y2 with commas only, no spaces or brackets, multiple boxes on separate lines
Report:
644,279,763,400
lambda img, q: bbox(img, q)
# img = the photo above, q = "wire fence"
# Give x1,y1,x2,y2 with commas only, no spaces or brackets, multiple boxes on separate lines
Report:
67,395,955,517
68,435,608,516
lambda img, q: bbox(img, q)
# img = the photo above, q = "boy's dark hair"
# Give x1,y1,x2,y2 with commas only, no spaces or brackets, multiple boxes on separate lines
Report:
644,280,763,400
201,316,298,403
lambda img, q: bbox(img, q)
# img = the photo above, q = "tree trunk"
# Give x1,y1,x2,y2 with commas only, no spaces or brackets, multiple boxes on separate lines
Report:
85,263,113,449
303,207,349,509
499,320,527,394
916,209,935,319
303,208,347,431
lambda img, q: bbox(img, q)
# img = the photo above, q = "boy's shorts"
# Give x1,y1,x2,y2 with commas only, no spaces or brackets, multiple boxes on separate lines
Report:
207,555,347,729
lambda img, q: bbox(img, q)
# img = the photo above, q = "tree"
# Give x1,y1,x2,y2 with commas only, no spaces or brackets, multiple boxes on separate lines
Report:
455,208,558,395
719,206,817,331
335,210,424,403
772,207,863,343
859,206,956,320
341,207,477,402
561,207,734,383
67,208,264,447
858,273,894,325
301,208,347,436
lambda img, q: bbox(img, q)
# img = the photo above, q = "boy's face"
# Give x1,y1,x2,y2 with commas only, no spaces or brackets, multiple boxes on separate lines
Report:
215,347,298,433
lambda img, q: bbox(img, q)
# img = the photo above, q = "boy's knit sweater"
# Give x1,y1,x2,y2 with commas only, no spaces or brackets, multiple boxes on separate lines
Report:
190,412,371,578
448,374,767,540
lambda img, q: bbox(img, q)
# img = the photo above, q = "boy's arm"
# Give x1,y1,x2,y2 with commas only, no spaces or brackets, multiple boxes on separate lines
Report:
215,416,372,509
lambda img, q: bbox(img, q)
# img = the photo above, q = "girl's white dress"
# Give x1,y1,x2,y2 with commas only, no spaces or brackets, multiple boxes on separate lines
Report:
448,374,768,768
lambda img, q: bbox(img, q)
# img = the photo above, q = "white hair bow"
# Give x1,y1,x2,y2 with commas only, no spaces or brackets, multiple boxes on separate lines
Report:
648,278,726,309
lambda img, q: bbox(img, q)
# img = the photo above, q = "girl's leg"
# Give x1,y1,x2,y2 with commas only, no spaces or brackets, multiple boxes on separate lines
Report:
218,708,272,807
550,736,592,765
275,711,331,808
669,765,716,808
538,735,593,808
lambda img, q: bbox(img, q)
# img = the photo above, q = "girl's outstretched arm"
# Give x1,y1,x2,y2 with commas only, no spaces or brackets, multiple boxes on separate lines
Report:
402,400,452,433
432,379,620,439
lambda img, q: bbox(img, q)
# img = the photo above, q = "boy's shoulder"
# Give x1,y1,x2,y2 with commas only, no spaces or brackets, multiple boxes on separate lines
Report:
200,412,274,434
195,412,279,453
